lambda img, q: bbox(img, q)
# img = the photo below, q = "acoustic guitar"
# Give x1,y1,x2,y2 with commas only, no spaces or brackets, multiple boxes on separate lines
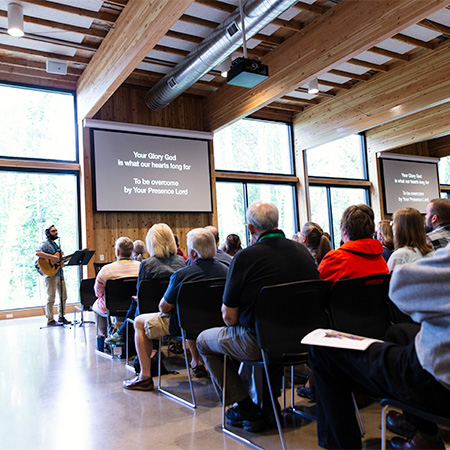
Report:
35,251,73,277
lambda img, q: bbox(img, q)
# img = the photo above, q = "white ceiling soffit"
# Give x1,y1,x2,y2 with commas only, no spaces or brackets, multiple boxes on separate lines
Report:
0,32,77,56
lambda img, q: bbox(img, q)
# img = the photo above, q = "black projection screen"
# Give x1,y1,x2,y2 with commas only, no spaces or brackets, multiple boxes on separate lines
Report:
380,157,440,215
91,129,212,213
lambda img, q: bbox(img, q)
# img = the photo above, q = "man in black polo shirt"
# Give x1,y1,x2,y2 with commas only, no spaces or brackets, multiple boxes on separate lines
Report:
197,201,319,431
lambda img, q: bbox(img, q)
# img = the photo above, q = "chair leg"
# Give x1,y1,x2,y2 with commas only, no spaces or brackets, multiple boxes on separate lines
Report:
261,351,287,450
125,319,135,372
352,392,365,437
221,356,265,450
157,333,196,409
381,404,388,450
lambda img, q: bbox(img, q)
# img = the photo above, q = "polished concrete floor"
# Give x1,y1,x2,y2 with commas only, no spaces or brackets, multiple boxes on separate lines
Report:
1,314,448,450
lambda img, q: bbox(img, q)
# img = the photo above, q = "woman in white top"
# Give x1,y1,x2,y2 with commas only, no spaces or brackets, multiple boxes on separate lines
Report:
388,207,434,272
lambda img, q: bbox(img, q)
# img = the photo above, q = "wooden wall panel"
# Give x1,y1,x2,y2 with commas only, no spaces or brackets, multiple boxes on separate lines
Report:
84,85,213,264
429,135,450,158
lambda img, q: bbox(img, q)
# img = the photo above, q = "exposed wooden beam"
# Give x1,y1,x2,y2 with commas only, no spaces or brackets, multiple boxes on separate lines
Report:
369,47,410,62
281,95,318,105
329,69,371,81
318,79,352,90
292,1,328,15
203,0,450,132
165,30,203,45
418,18,450,36
20,0,118,24
0,54,83,75
76,0,195,120
269,101,304,112
366,101,450,153
392,33,437,50
294,38,450,150
0,45,90,66
0,10,107,38
347,58,389,72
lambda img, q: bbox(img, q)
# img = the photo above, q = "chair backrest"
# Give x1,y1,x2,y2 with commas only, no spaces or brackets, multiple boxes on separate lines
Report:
104,277,138,316
387,300,415,325
176,277,226,340
255,279,332,364
93,261,112,276
80,277,96,311
328,273,392,339
137,278,170,315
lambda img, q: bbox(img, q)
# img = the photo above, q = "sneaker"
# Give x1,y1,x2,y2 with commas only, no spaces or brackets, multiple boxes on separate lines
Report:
58,316,71,325
297,386,316,402
123,376,154,391
105,331,124,344
225,403,266,432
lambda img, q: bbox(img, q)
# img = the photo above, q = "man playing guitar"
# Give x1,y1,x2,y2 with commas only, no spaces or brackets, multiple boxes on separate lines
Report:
36,225,70,326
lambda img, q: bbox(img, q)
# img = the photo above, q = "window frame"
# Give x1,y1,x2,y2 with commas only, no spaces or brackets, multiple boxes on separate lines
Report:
305,133,371,248
0,81,81,316
214,117,300,243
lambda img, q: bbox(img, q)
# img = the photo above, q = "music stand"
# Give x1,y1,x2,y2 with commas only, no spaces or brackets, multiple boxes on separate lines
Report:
67,250,95,327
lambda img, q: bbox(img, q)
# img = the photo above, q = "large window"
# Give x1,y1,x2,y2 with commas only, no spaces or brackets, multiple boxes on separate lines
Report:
306,134,370,247
0,83,79,313
0,84,76,161
439,155,450,186
214,118,297,245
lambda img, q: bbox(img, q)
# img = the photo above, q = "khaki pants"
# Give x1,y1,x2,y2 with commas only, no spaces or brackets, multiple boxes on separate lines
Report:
44,274,67,320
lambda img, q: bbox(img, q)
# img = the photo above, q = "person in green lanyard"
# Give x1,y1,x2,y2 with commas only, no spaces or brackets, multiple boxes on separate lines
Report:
425,198,450,250
36,224,70,327
197,201,320,432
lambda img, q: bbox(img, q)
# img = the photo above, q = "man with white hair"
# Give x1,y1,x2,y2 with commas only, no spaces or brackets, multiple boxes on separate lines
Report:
197,201,320,431
123,228,228,391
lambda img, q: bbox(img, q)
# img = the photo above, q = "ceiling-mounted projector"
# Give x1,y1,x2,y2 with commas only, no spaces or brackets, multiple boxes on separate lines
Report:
226,57,268,88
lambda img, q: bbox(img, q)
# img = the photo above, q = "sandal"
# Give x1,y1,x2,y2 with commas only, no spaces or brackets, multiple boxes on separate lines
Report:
191,364,207,378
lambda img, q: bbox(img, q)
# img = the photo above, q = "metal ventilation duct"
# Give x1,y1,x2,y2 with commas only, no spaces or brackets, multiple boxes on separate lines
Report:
145,0,298,110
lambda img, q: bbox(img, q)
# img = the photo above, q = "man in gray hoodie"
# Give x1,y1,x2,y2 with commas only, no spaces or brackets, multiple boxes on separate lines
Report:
309,243,450,450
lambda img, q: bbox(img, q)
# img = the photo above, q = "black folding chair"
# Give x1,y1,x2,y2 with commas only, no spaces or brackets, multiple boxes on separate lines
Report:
93,261,112,276
380,399,450,450
327,273,393,436
125,278,170,370
328,273,392,339
222,279,332,450
99,277,137,359
157,277,226,409
74,277,96,345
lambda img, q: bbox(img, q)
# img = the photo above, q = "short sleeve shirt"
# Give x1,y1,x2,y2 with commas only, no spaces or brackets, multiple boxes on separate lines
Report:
163,258,229,335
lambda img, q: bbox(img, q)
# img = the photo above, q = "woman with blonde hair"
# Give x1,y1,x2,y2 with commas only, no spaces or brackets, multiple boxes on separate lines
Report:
299,222,332,266
106,223,186,345
377,220,394,262
388,208,434,272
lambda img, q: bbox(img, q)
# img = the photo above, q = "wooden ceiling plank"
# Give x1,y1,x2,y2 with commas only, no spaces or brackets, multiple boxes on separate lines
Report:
203,0,450,131
318,79,352,89
20,0,118,24
76,0,195,120
294,38,450,150
268,101,304,112
366,102,450,153
0,10,107,39
195,1,235,14
165,30,204,44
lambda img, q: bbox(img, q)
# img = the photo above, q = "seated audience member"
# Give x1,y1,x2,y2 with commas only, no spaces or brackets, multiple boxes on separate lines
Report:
298,222,332,266
197,201,320,431
123,228,228,391
222,233,242,257
309,242,450,450
106,224,186,344
377,220,394,262
425,198,450,250
174,234,187,261
204,225,233,266
92,237,141,336
388,208,434,272
318,204,389,282
132,240,146,262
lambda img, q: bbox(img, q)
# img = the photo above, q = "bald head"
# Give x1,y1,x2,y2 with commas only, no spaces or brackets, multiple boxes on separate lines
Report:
204,226,219,245
246,201,279,233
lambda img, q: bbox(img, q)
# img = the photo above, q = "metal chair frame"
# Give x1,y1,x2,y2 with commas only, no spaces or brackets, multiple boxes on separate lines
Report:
74,277,96,345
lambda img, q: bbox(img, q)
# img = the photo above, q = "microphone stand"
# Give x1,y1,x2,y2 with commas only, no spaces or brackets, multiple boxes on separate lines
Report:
57,238,69,327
